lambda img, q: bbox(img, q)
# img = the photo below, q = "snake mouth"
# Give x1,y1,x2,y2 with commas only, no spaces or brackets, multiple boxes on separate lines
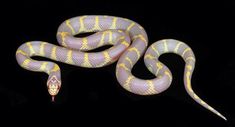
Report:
47,75,61,98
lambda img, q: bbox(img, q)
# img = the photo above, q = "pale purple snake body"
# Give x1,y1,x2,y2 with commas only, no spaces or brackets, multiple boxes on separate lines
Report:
16,15,226,120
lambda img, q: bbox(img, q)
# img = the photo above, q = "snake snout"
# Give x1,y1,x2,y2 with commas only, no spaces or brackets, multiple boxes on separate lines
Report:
47,75,61,101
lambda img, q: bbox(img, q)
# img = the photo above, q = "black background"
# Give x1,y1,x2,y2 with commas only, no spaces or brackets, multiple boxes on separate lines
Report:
1,0,235,126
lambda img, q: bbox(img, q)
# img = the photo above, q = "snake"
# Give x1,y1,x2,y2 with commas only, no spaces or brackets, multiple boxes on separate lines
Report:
16,15,226,120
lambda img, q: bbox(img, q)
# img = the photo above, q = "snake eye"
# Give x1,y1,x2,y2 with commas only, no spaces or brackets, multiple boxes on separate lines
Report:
47,75,61,101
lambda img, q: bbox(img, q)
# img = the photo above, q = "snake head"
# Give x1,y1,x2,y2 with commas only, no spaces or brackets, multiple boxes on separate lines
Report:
47,75,61,102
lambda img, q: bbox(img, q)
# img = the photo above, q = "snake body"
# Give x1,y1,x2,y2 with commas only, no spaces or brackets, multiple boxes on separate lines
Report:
16,15,226,120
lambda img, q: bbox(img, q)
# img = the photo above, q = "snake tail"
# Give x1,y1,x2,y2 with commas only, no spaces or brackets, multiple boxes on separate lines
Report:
143,40,227,120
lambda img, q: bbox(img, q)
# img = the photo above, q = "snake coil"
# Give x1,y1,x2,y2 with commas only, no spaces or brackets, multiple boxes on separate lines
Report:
16,15,226,120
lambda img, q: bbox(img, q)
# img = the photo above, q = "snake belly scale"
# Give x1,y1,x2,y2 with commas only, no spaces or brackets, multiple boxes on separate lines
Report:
16,15,226,120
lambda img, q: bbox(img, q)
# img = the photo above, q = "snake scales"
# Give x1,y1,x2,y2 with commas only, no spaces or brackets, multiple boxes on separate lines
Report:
16,15,226,120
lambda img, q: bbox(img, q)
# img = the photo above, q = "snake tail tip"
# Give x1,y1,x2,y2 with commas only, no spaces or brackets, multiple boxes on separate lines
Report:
217,112,227,121
222,116,227,121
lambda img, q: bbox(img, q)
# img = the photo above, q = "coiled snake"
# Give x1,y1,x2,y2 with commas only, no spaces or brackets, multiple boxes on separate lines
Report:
16,15,226,120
